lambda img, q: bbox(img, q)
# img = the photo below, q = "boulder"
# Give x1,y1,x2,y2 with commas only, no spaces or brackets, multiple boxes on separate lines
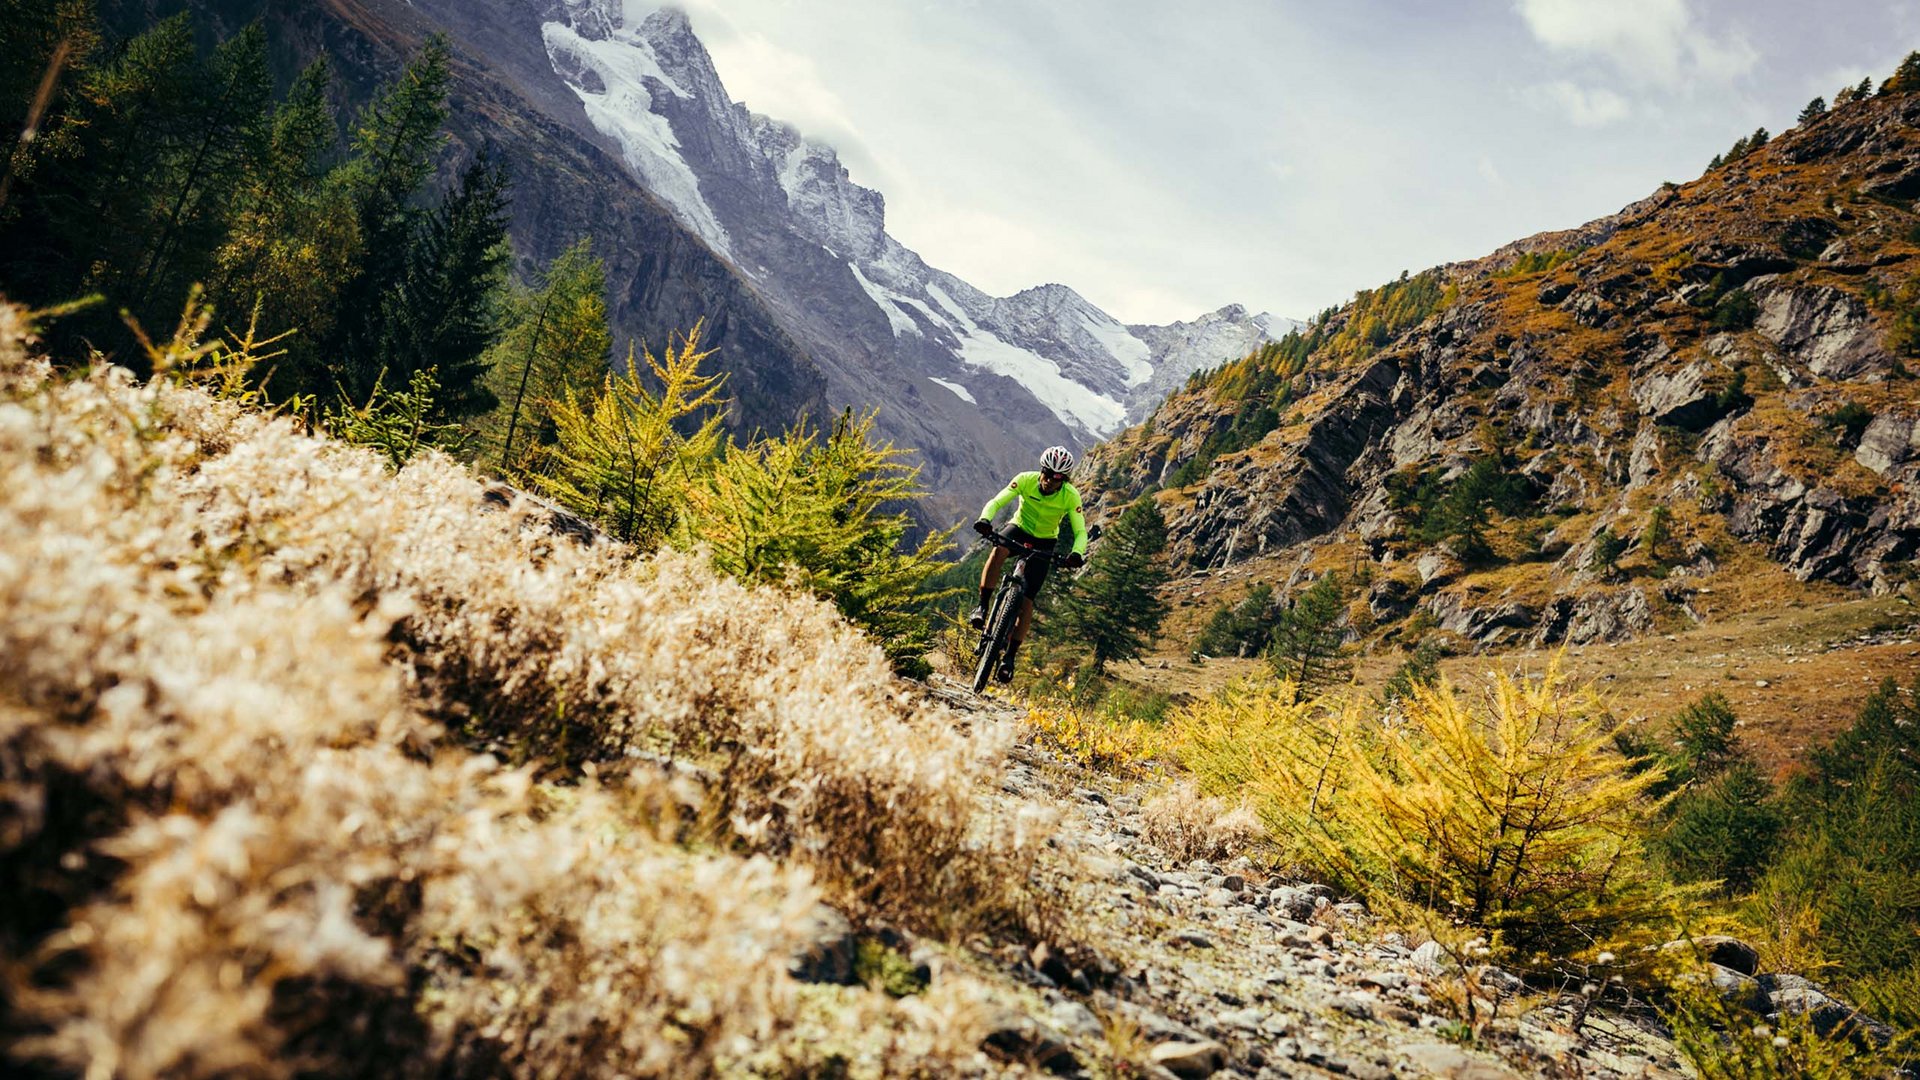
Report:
1149,1039,1227,1078
787,903,858,985
1416,547,1462,589
1531,588,1654,646
1631,360,1723,430
1706,963,1772,1014
1856,412,1918,475
1752,281,1892,380
982,1012,1082,1074
1367,576,1416,621
1769,986,1889,1042
1663,934,1762,976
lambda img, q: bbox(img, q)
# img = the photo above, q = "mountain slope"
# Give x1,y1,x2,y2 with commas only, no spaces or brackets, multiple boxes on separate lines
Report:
96,0,1288,521
1086,87,1920,649
534,0,1294,512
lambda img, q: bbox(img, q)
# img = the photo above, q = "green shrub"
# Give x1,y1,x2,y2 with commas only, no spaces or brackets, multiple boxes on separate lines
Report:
1824,401,1875,446
1380,640,1441,705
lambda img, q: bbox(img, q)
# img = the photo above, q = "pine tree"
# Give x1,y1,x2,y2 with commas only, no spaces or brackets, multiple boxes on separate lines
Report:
324,35,453,405
1639,504,1671,564
1707,153,1723,170
1890,52,1920,94
1857,75,1875,99
1798,96,1827,124
1050,494,1171,674
484,238,612,470
2,13,198,317
1194,583,1275,658
124,22,273,319
680,406,952,669
212,56,360,397
1266,572,1352,702
381,154,511,419
0,0,100,165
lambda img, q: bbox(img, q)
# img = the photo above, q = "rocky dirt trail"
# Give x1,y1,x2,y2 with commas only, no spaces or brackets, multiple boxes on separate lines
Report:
908,677,1693,1079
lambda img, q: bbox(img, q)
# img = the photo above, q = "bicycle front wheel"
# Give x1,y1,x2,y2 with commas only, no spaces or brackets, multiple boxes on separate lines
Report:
971,586,1017,694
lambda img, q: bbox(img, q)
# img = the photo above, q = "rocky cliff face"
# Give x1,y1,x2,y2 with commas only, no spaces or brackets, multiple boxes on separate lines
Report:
1087,90,1920,647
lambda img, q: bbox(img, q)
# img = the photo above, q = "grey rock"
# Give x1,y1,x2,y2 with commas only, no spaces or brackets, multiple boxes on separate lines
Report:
1215,1007,1266,1033
1149,1039,1227,1078
788,903,857,985
1357,970,1409,992
982,1011,1082,1074
1752,281,1892,380
1047,998,1105,1041
1769,986,1892,1043
1402,1041,1522,1078
1688,963,1771,1015
1417,547,1463,588
1856,412,1919,475
1662,934,1762,976
1268,887,1319,922
1172,930,1216,949
1631,360,1724,430
1409,940,1453,973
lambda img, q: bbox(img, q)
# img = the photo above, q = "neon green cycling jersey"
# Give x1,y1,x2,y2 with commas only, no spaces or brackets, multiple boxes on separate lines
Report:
980,472,1088,555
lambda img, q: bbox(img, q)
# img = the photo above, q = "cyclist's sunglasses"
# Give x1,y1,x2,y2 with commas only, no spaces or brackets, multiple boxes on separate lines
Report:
1040,468,1068,483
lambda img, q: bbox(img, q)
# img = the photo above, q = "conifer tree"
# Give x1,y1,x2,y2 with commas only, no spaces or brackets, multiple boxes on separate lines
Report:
542,324,726,549
1890,52,1920,94
125,22,272,317
324,35,453,404
1857,75,1875,99
1798,96,1827,124
1051,494,1171,674
1194,583,1275,658
212,56,359,394
486,238,612,470
381,154,511,419
2,13,198,315
1266,572,1351,702
1640,504,1671,564
681,406,951,669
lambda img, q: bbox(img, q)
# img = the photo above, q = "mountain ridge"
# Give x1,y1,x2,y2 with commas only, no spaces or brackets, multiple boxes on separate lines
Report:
1084,85,1920,650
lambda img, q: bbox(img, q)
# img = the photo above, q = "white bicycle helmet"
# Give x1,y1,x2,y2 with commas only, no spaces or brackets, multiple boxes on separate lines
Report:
1039,446,1075,473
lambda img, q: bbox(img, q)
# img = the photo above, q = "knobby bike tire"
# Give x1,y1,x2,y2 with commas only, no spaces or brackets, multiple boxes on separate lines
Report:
971,581,1019,693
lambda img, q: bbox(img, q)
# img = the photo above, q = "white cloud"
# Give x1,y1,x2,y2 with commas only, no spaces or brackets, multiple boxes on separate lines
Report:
1529,80,1633,127
676,2,902,190
1515,0,1758,89
1478,155,1506,187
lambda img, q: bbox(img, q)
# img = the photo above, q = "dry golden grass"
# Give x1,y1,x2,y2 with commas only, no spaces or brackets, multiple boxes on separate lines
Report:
0,306,1051,1077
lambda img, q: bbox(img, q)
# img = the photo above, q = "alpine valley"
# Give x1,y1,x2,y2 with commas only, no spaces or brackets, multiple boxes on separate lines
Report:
99,0,1295,523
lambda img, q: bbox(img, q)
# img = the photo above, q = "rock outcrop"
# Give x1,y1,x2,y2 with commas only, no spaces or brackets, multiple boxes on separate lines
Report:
1086,88,1920,647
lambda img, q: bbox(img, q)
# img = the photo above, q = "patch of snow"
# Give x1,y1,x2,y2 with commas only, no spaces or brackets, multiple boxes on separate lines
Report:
1080,312,1154,388
929,378,976,404
542,20,732,256
927,284,1126,435
849,263,922,338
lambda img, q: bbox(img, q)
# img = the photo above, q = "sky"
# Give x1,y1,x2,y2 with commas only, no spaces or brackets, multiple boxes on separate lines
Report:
664,0,1920,325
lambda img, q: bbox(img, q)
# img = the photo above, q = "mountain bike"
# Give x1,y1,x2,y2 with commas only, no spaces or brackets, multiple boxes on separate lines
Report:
971,530,1055,694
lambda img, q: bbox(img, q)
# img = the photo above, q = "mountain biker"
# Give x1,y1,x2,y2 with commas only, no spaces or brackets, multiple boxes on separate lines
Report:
970,445,1088,682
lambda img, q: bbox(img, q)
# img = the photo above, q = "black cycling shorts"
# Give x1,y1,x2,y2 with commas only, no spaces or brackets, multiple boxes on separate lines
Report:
1005,526,1057,599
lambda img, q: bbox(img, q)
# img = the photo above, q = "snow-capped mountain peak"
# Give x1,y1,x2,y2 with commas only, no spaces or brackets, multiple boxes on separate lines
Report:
538,0,1288,488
